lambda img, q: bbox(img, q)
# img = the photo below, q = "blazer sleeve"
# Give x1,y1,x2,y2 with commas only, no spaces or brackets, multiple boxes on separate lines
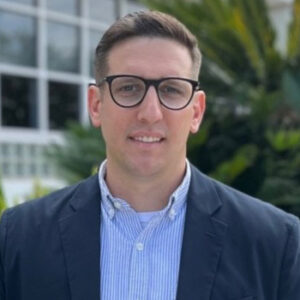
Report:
0,209,8,300
278,216,300,299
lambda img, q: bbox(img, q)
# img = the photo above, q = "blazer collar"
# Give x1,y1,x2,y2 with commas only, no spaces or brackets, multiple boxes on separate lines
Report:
176,165,228,300
58,175,101,300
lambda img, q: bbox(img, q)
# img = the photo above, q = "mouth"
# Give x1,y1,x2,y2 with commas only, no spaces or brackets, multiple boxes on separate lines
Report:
132,136,163,143
129,133,165,144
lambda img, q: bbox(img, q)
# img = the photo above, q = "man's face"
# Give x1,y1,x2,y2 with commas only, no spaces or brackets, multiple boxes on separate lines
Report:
88,37,205,179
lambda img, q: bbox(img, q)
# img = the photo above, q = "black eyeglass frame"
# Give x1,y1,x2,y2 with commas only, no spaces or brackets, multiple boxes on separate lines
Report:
95,74,200,110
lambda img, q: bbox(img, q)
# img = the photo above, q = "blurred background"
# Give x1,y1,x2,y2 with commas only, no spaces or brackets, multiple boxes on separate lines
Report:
0,0,299,217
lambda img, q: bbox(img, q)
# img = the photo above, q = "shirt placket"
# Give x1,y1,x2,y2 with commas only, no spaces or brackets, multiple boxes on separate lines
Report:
127,211,166,300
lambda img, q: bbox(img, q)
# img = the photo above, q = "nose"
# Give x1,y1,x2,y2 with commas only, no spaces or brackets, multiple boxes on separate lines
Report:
137,86,163,123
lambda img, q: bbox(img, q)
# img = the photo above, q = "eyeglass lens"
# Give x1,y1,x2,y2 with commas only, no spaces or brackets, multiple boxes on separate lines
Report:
110,76,193,109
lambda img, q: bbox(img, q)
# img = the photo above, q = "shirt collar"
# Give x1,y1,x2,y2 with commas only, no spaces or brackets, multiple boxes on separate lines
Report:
98,159,191,220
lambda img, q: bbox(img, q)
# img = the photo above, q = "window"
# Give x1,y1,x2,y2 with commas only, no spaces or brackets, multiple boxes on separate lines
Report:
1,161,11,177
47,22,80,73
89,30,102,77
89,0,115,23
48,81,80,129
46,0,79,16
0,10,36,66
1,74,37,128
0,143,55,178
0,0,36,5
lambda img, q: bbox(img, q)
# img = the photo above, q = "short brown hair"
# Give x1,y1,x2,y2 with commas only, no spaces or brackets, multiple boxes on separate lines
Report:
94,10,202,84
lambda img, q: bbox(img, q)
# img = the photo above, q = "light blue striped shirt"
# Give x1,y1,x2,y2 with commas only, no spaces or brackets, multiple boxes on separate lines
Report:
99,160,191,300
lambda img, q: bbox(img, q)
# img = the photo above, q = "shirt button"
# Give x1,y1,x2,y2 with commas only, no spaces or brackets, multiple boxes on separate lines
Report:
113,201,122,210
136,242,144,251
108,208,115,218
169,209,176,220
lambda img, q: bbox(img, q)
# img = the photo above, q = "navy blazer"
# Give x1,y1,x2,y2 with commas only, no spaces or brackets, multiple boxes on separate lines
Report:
0,166,299,300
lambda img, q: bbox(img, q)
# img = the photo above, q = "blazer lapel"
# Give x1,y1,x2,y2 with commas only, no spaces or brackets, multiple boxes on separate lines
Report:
59,175,101,300
176,167,228,300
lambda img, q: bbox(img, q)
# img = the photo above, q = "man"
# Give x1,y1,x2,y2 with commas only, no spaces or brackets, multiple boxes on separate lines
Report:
0,10,299,300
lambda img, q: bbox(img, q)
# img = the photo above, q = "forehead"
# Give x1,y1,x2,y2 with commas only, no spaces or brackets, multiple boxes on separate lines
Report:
107,37,193,78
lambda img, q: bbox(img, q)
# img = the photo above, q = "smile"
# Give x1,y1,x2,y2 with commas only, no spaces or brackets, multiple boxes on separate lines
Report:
132,136,163,143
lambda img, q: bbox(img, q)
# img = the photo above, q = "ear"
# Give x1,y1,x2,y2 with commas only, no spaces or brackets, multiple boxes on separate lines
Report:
88,85,102,128
190,90,206,134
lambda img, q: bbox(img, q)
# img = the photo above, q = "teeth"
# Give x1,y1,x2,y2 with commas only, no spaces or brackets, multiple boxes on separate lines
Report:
134,136,161,143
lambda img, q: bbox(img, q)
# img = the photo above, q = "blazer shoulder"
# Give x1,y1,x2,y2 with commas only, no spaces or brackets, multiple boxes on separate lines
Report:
190,164,299,232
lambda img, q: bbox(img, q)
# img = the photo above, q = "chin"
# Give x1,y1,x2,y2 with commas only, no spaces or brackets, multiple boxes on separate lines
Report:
127,158,164,177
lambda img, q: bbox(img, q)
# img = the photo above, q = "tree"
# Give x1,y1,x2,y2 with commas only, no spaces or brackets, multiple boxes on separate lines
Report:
47,122,106,184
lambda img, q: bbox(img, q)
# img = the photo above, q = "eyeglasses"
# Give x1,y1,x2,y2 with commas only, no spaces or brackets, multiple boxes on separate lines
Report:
97,74,200,110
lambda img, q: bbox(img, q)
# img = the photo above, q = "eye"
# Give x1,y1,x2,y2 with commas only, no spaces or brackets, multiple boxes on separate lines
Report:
159,84,185,96
112,78,144,95
119,84,136,92
163,86,181,94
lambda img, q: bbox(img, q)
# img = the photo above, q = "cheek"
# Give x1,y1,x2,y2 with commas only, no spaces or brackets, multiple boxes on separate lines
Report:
101,117,117,142
100,110,129,142
99,110,115,143
169,117,192,142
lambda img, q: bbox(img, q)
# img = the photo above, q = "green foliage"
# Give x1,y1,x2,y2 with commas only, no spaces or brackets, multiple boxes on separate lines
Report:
47,122,106,183
144,0,300,216
210,144,258,184
266,129,300,152
25,179,53,200
0,174,6,216
287,0,300,61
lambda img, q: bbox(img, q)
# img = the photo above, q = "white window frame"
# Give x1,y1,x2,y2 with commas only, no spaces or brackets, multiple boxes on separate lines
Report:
0,0,111,144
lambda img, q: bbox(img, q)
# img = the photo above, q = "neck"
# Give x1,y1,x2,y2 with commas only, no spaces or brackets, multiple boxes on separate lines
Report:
104,160,187,212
